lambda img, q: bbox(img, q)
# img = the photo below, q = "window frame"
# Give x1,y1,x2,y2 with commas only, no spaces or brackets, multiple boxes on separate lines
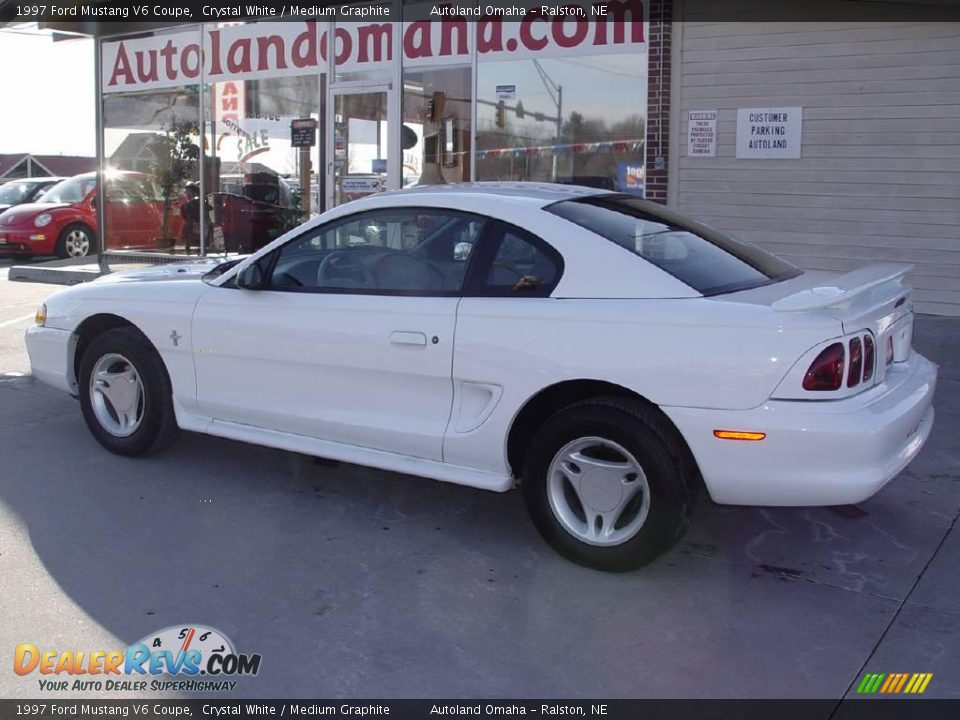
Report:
240,206,491,298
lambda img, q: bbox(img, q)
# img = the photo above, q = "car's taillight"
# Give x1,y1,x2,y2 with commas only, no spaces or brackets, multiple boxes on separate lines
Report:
803,342,845,391
863,334,875,382
886,335,894,366
847,337,862,387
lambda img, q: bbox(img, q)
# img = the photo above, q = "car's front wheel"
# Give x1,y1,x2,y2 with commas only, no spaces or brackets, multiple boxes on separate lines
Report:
522,397,697,572
56,224,96,258
78,327,177,456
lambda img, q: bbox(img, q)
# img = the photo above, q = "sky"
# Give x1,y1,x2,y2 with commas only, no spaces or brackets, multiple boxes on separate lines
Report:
0,25,95,157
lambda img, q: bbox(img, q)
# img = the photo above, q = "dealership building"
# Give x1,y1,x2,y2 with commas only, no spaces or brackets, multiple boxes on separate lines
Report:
52,0,960,315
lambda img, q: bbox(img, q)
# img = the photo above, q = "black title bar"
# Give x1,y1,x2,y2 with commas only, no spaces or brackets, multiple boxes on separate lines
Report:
2,699,960,720
3,0,960,28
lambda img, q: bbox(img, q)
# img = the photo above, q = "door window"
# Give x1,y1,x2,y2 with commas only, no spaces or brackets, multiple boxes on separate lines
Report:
267,208,485,295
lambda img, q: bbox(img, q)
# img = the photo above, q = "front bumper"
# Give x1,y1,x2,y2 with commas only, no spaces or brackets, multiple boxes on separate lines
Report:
664,351,937,506
0,229,50,255
25,325,76,395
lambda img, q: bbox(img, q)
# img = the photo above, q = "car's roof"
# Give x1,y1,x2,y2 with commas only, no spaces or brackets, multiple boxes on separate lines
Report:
379,181,614,207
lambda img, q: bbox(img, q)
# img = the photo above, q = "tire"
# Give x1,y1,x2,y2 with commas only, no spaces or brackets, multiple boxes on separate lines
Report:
56,224,96,259
78,327,177,456
521,397,697,572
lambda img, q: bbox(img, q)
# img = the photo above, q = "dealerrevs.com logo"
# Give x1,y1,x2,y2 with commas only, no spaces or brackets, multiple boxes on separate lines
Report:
14,625,261,692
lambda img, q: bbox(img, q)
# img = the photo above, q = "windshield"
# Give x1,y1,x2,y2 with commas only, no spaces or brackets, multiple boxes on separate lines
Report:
546,195,802,295
40,175,96,205
0,181,41,204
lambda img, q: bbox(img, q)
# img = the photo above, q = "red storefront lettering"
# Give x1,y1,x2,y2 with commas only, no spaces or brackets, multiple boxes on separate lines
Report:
227,38,252,74
404,22,432,59
256,35,288,71
181,43,201,79
357,23,391,63
108,42,134,86
439,20,469,57
134,49,158,83
292,21,318,69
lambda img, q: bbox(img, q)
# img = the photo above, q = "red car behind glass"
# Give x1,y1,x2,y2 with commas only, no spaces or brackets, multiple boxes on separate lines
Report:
0,171,181,258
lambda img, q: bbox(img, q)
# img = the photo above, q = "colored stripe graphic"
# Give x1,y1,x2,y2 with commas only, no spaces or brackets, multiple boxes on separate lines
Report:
857,672,932,694
879,674,897,693
857,673,885,694
904,674,920,694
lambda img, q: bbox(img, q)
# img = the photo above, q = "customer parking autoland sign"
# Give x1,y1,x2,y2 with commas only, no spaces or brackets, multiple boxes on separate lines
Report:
736,107,803,159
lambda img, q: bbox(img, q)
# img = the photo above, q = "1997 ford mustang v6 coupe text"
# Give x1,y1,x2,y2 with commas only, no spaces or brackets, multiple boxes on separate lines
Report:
26,183,937,571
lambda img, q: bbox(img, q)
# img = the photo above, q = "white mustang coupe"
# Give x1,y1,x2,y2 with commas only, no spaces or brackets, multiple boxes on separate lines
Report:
26,183,936,571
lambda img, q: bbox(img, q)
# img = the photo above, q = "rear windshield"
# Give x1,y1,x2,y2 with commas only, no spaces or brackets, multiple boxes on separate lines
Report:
546,195,801,295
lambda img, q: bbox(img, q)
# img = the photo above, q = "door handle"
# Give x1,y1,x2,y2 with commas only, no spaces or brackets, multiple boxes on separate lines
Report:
390,331,427,347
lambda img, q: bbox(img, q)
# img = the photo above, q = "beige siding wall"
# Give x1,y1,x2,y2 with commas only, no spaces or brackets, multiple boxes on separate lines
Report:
672,1,960,315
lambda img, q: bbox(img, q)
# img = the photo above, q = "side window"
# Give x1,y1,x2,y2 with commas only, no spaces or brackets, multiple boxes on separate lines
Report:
267,208,486,294
470,223,562,296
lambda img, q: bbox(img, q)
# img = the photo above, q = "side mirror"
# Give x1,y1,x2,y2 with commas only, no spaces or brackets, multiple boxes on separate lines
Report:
89,196,98,209
236,263,265,290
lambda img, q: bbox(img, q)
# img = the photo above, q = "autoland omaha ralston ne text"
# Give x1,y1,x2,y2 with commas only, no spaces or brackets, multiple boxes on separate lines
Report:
430,706,595,716
431,5,605,16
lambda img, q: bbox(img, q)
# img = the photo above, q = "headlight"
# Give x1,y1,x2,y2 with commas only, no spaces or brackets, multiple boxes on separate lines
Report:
35,303,47,326
34,213,52,228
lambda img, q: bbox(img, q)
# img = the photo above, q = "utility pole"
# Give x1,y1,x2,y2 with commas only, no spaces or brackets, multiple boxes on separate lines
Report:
533,60,563,181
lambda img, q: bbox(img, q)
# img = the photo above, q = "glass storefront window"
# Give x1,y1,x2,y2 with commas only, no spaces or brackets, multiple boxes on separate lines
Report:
402,66,472,187
94,14,650,253
102,70,202,253
204,69,321,253
476,53,646,194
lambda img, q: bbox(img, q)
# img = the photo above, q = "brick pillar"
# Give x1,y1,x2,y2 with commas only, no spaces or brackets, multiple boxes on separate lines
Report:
645,0,672,204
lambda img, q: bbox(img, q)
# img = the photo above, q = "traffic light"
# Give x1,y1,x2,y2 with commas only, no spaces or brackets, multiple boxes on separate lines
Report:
496,100,506,128
426,91,445,123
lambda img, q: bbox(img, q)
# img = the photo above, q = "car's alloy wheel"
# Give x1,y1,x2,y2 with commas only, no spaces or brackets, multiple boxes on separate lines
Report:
522,397,697,572
58,224,94,258
79,327,177,456
89,352,145,437
546,436,651,547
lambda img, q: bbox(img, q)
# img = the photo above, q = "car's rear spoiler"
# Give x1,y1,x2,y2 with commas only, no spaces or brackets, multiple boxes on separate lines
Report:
772,263,912,312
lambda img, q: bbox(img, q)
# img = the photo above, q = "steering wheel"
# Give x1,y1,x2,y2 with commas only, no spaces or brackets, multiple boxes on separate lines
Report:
316,250,377,288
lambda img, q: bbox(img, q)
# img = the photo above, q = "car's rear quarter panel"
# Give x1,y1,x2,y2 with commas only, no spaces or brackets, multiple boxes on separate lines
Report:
446,296,842,475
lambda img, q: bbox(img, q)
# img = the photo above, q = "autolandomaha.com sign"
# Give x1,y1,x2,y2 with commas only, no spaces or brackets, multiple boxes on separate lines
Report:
101,1,647,93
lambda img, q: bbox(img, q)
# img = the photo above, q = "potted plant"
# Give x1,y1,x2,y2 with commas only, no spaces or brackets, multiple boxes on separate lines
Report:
148,117,200,250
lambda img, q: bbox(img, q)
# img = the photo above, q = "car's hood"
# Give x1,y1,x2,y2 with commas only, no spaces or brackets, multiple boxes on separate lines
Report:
0,202,70,224
94,257,241,284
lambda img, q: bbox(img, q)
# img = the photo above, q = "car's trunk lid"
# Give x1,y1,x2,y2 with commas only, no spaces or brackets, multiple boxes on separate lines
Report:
717,263,915,362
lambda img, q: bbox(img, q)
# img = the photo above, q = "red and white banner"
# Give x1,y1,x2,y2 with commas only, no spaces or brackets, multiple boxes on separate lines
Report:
101,1,647,93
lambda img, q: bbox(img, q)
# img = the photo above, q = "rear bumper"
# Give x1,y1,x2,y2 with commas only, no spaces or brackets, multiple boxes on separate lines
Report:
664,352,937,506
25,325,76,395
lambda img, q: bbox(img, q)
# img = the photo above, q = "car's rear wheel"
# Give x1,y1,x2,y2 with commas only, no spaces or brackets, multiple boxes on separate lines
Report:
78,327,177,456
56,224,95,259
521,397,696,572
